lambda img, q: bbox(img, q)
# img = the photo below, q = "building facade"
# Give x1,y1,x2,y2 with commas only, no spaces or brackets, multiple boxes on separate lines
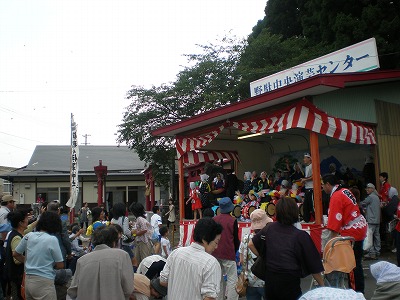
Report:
1,145,166,212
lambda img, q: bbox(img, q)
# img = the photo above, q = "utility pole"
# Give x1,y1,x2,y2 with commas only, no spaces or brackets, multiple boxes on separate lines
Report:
82,134,91,145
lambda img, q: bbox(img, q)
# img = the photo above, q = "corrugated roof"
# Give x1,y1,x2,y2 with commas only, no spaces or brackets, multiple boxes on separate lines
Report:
3,145,146,178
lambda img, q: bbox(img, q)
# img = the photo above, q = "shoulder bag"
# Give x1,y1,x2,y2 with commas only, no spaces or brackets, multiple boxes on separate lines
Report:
250,222,271,279
121,217,134,244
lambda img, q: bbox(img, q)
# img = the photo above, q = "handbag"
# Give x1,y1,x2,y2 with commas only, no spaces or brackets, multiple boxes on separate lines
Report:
250,223,271,279
121,217,134,244
235,272,248,297
236,235,249,297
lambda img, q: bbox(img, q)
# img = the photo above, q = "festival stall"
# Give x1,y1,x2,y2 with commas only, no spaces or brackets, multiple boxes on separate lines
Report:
174,98,376,223
151,41,400,251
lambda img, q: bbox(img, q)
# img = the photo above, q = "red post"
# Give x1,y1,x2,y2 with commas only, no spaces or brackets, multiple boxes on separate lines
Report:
178,157,185,221
94,160,108,206
310,132,322,225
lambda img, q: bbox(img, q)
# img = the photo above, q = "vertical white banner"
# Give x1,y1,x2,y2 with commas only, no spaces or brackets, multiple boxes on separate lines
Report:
66,114,79,208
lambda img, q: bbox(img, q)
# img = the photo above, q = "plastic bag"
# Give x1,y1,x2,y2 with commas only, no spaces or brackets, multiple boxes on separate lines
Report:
363,226,373,251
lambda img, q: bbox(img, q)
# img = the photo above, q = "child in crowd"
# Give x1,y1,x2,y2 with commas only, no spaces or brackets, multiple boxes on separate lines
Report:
165,198,176,230
160,226,171,259
69,225,88,274
151,206,163,254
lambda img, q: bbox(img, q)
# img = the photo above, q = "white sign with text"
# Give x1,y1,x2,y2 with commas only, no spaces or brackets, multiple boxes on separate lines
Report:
250,38,380,97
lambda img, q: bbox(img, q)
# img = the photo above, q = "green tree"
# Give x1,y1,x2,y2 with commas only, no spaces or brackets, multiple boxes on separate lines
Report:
119,1,400,187
117,36,246,188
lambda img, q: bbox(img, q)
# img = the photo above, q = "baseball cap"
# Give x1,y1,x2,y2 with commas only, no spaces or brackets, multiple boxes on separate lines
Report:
304,153,311,158
366,183,376,189
250,209,273,230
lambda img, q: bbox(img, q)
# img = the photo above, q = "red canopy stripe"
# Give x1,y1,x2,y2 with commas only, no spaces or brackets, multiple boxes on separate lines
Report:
176,123,227,158
232,99,376,144
182,150,240,165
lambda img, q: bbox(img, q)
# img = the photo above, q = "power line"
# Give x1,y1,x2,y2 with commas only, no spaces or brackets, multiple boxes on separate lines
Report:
0,140,32,151
0,131,45,143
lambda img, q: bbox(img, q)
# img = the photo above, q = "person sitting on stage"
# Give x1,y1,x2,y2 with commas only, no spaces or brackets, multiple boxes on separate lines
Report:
235,172,252,203
212,173,226,198
289,162,304,183
257,171,271,202
273,170,284,189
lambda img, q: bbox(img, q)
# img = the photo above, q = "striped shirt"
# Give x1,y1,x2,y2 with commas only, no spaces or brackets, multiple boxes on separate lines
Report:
160,242,221,300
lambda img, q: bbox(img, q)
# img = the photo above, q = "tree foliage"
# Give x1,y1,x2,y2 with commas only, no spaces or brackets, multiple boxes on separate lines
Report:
237,0,400,98
117,36,246,188
119,1,400,186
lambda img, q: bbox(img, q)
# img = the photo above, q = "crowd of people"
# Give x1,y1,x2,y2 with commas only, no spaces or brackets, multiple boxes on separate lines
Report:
1,152,400,299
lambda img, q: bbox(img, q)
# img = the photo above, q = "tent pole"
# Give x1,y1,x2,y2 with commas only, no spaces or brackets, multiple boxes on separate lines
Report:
178,157,185,221
310,131,322,225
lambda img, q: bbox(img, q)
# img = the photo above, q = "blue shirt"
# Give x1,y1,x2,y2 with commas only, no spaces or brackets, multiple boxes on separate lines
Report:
15,231,64,280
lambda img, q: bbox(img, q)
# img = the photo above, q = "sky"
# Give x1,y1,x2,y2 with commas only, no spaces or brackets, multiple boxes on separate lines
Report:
0,0,267,168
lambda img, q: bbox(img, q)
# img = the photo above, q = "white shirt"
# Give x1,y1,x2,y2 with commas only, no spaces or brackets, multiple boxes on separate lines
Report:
160,242,221,300
304,163,313,189
150,213,162,236
0,206,10,225
137,255,166,276
160,237,171,258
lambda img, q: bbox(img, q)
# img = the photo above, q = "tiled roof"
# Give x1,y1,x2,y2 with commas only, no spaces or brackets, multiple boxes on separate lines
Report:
2,145,146,178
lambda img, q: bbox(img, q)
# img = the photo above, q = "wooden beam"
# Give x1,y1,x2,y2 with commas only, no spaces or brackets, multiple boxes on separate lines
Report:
178,157,185,221
310,131,322,225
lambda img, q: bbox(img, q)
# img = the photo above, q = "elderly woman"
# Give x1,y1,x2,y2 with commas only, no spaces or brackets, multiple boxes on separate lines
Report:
212,173,226,198
235,172,253,203
239,209,273,300
199,173,212,208
249,197,324,300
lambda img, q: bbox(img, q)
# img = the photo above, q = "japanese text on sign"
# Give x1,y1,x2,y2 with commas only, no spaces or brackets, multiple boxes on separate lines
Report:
250,38,379,97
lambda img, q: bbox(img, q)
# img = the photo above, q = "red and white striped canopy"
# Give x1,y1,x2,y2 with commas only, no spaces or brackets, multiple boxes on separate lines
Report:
175,99,376,159
176,123,228,159
182,150,239,166
232,99,376,144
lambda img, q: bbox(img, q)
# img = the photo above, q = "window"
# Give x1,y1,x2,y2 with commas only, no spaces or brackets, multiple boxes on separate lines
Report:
2,180,11,194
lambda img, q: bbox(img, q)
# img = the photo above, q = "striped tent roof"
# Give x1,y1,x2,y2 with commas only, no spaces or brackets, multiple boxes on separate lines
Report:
182,150,239,166
175,99,376,159
232,99,376,144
